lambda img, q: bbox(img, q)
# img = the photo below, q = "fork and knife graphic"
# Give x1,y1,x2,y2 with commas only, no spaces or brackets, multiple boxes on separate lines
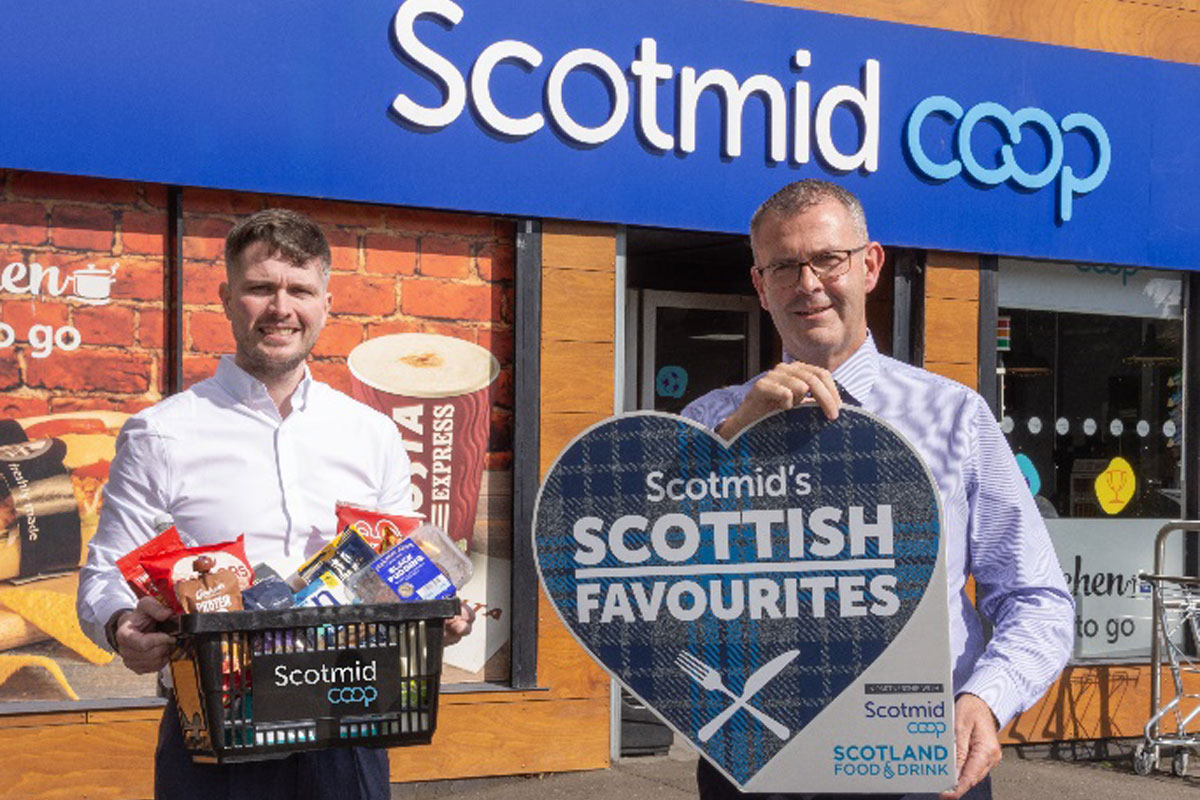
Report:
676,649,800,741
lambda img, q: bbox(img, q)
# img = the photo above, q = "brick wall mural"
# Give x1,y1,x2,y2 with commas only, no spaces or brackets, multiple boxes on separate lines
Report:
0,170,516,706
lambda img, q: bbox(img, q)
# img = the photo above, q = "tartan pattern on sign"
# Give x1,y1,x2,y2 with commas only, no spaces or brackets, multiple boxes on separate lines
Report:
534,407,941,787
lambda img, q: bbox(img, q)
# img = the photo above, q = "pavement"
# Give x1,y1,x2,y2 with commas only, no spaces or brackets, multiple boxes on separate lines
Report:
391,738,1200,799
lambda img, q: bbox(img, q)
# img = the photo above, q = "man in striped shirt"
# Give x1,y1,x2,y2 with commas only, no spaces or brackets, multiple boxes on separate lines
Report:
683,180,1073,800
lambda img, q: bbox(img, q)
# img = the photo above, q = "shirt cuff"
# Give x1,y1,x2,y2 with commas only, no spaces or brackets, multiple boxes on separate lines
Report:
957,666,1022,729
81,594,136,653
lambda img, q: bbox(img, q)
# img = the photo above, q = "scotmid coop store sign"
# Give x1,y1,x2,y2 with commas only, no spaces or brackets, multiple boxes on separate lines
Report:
2,0,1197,267
393,0,1111,225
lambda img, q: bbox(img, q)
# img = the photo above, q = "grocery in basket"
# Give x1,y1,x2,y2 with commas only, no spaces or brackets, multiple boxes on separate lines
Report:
111,504,466,763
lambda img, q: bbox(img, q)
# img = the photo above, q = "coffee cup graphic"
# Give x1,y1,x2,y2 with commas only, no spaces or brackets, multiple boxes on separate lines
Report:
348,334,500,553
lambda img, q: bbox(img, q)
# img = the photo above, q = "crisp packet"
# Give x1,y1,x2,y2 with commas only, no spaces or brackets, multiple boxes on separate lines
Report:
345,538,455,604
335,502,422,553
142,536,254,613
116,525,184,602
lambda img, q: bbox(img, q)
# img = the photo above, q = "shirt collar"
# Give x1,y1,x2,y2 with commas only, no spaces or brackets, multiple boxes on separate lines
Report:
832,334,880,404
782,333,880,405
214,355,313,414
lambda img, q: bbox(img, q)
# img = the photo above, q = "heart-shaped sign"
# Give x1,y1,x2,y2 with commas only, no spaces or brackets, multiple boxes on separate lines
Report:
534,406,952,792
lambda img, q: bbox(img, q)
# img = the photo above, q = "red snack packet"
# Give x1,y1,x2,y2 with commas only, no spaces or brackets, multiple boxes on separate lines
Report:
116,526,185,603
142,536,254,613
335,502,422,553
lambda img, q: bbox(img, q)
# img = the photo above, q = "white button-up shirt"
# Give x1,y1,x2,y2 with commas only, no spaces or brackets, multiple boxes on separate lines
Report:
681,334,1074,726
77,356,412,648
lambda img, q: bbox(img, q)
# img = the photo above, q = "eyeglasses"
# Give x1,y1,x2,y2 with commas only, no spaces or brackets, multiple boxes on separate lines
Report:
754,244,869,287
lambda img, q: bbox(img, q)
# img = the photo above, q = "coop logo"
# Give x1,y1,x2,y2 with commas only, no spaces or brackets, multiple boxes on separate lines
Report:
864,699,946,737
328,686,379,706
905,96,1111,222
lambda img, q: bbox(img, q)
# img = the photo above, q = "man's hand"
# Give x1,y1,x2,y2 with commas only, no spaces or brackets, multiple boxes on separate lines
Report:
941,693,1002,799
113,596,176,674
716,362,841,439
443,602,476,647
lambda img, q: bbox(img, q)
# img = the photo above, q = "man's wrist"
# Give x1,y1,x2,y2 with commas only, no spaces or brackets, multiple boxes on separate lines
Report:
104,608,132,651
716,409,748,439
956,692,1000,729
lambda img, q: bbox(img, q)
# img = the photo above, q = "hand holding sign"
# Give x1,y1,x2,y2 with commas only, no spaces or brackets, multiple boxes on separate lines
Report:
717,362,841,438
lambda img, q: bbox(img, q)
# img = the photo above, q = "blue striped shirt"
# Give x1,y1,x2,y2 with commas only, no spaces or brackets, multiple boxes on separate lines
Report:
681,334,1074,726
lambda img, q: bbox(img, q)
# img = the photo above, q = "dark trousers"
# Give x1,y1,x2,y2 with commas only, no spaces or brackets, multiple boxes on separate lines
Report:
697,756,992,800
155,702,390,800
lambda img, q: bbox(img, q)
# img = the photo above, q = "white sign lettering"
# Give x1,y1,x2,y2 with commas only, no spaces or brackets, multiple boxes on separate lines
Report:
390,0,880,169
0,261,119,357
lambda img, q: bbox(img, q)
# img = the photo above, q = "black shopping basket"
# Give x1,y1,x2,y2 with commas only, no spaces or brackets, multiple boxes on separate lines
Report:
168,599,459,764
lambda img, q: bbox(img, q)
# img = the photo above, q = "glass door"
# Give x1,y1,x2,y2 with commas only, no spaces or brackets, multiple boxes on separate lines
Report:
628,289,761,414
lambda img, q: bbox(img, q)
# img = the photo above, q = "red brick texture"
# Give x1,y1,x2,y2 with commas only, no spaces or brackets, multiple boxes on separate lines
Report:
178,185,516,457
0,169,516,466
0,169,166,414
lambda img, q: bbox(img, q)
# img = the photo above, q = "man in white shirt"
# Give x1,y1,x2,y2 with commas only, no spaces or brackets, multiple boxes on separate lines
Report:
77,208,474,800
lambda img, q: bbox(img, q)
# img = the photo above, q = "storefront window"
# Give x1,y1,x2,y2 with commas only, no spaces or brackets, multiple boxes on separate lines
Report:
997,259,1184,659
999,310,1181,519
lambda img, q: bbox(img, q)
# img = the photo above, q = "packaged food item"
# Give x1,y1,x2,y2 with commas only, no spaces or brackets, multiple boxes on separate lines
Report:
293,570,350,607
290,529,378,589
249,562,282,585
334,502,422,553
345,538,455,604
175,556,244,614
142,536,254,613
241,564,294,611
116,525,184,603
407,523,474,589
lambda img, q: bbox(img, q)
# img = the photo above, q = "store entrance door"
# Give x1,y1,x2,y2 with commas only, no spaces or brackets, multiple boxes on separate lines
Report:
617,228,764,755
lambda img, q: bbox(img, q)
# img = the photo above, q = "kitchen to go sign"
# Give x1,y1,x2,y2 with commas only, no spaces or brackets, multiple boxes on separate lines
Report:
0,261,121,358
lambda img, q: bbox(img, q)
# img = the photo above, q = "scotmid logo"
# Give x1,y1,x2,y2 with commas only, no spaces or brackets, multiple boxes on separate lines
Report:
389,0,1111,224
274,659,380,708
905,96,1110,223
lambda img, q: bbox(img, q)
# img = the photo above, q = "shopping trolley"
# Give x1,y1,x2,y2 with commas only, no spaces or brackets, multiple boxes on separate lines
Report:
1133,521,1200,778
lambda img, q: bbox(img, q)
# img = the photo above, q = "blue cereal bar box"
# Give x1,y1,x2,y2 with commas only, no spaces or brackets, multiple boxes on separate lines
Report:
348,538,455,603
294,568,352,607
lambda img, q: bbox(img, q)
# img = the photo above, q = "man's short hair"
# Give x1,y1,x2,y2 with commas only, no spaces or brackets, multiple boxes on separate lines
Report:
224,208,332,281
749,179,869,241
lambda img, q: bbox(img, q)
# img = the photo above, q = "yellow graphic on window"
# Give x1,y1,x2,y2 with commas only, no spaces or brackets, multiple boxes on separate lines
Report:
1095,457,1136,515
